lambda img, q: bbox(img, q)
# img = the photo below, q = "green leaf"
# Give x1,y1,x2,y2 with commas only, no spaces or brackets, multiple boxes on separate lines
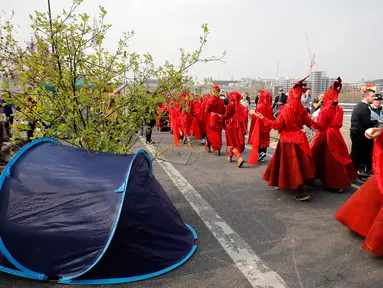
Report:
0,1,224,154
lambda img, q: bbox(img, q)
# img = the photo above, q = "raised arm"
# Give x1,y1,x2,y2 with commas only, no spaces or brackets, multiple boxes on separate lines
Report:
302,110,315,129
112,83,129,95
250,110,284,131
263,112,284,131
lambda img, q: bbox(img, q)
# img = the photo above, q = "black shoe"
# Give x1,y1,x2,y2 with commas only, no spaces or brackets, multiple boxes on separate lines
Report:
258,152,266,162
357,169,372,178
146,141,155,145
325,188,344,193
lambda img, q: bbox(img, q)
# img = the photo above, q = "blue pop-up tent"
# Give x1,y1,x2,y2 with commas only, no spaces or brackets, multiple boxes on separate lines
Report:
0,138,197,284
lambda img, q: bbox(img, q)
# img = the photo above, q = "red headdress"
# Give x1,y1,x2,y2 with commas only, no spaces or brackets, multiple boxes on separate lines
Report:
229,91,241,102
287,76,309,114
212,84,221,92
322,77,342,109
257,90,273,107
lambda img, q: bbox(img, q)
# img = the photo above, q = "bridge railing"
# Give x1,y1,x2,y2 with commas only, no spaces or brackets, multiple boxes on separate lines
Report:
249,102,357,117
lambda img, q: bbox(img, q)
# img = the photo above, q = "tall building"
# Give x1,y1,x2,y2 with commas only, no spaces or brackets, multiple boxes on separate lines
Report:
278,78,300,93
308,71,326,95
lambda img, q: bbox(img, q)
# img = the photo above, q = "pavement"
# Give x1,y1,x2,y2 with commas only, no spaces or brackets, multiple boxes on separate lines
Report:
1,128,383,288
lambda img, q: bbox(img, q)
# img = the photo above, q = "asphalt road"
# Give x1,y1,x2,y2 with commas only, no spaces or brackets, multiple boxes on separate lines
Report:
1,130,383,288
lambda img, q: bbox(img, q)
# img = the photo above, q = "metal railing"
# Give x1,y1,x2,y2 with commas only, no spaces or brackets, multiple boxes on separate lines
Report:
249,102,357,118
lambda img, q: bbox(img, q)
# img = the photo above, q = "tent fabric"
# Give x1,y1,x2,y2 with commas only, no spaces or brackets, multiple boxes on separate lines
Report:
0,138,197,284
40,78,93,92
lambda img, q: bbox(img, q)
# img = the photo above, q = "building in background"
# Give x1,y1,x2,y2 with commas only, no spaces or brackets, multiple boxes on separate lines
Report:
308,71,326,95
0,72,21,94
324,77,336,90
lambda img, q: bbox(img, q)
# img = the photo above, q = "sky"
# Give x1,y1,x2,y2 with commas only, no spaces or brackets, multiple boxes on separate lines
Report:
2,0,382,82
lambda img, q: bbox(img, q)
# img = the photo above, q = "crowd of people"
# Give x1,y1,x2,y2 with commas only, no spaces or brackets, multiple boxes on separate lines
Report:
157,78,355,199
154,77,383,257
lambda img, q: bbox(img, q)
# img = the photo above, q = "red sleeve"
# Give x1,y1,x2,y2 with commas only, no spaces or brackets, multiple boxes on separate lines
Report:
262,113,284,131
222,103,235,119
311,109,332,130
302,111,313,128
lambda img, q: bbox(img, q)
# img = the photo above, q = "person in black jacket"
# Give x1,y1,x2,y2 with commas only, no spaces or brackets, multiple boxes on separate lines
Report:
144,91,157,145
350,89,381,178
273,88,287,108
272,88,287,118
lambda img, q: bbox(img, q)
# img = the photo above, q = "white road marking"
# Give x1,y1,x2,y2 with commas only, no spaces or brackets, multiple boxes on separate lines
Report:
223,132,361,190
142,139,289,288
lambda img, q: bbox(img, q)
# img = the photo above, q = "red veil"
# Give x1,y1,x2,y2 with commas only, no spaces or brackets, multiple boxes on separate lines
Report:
225,91,248,154
248,91,273,164
374,135,383,194
310,77,351,165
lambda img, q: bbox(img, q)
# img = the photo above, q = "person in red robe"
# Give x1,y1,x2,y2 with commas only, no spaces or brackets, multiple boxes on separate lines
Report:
156,103,168,131
178,92,189,144
199,93,211,150
214,91,248,167
335,128,383,256
310,77,357,192
190,96,202,140
205,85,226,156
168,99,181,146
248,90,273,164
252,77,316,201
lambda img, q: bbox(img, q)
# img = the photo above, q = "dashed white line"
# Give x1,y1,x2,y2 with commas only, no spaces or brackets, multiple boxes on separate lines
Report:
142,139,289,288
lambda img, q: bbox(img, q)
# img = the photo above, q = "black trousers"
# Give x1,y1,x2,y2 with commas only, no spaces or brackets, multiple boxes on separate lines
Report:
145,119,156,142
350,131,373,172
259,146,267,154
27,122,36,139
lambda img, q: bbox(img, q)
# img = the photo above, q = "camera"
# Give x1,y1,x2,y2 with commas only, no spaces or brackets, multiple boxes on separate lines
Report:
374,94,382,101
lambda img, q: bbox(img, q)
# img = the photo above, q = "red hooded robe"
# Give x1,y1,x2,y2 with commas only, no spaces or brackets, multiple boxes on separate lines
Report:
198,94,210,136
260,77,316,190
178,92,191,139
205,85,226,151
335,133,383,256
156,103,167,129
248,91,274,164
222,91,248,155
310,77,357,188
190,97,202,140
168,98,181,146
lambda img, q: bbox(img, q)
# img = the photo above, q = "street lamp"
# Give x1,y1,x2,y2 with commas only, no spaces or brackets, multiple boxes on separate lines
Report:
47,0,55,53
123,51,127,95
